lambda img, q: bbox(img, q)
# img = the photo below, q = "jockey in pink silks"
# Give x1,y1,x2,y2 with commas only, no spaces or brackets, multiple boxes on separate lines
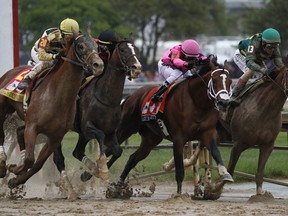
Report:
151,39,209,102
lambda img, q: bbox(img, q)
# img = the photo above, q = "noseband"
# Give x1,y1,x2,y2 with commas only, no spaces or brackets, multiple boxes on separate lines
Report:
62,35,98,71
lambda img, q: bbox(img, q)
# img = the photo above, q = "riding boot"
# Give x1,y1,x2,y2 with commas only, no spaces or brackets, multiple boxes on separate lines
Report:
17,76,32,90
151,81,170,103
229,78,247,105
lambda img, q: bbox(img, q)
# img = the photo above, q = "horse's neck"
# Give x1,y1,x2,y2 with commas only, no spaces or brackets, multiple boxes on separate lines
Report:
188,74,213,109
95,55,126,105
53,55,83,102
261,72,287,113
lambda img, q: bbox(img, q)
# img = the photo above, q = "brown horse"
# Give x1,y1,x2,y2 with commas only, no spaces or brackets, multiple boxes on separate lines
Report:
219,56,288,196
114,61,233,194
0,32,104,189
52,39,142,182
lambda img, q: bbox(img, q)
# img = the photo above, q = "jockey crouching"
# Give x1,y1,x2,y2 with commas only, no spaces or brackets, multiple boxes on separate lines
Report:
151,39,209,103
229,28,284,105
17,18,80,90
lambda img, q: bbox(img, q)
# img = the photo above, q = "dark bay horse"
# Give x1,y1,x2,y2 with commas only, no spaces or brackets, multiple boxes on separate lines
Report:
114,61,233,194
0,32,104,191
52,39,142,182
220,56,288,196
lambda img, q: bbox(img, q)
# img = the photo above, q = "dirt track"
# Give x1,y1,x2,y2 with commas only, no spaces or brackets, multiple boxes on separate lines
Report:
1,174,288,216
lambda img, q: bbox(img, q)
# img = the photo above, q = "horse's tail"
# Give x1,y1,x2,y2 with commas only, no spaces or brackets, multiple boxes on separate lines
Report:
120,96,130,109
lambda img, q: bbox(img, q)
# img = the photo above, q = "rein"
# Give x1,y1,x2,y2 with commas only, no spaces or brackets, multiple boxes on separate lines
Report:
61,35,98,72
264,68,288,97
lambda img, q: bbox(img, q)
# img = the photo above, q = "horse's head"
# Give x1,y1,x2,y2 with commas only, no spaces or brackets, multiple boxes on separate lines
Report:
207,60,232,110
112,40,142,79
64,31,104,77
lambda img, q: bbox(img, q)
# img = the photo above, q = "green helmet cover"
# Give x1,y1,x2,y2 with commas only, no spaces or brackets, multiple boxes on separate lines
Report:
262,28,281,43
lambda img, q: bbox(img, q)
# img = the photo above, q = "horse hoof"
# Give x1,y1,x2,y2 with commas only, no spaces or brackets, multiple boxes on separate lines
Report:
223,173,234,182
0,161,7,178
67,192,79,201
8,177,18,189
80,171,93,182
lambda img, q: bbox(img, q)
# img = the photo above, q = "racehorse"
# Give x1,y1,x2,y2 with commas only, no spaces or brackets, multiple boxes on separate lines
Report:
52,39,142,182
113,60,233,195
219,55,288,196
0,32,104,192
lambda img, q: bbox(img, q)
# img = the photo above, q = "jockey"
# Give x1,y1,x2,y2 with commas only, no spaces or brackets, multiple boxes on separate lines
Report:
151,39,209,103
95,30,119,64
230,28,284,104
17,18,80,90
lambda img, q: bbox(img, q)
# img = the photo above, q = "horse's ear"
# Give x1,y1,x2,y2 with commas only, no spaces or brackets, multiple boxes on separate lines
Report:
208,58,216,70
224,60,229,70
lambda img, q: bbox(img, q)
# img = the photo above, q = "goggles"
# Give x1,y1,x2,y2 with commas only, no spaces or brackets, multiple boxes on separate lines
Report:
98,44,109,51
265,43,279,50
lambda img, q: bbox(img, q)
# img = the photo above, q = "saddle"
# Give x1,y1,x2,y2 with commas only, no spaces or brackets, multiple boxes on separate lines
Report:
220,78,265,123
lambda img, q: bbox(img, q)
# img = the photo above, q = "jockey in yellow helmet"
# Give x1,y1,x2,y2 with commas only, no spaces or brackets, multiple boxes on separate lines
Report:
18,18,80,90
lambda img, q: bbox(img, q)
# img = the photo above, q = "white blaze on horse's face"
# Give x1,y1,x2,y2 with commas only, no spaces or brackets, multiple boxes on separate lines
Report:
220,74,227,90
127,43,142,77
219,72,230,100
208,69,230,101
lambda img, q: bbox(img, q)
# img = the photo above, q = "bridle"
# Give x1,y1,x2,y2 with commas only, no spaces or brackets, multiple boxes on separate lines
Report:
61,35,98,72
207,68,231,108
111,40,138,80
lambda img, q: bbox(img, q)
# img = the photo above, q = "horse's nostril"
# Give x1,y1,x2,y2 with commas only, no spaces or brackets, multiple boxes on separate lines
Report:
93,63,99,68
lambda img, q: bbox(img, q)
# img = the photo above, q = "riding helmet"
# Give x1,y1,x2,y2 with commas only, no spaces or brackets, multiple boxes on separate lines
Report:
181,39,200,57
97,30,118,45
262,28,281,44
60,18,79,35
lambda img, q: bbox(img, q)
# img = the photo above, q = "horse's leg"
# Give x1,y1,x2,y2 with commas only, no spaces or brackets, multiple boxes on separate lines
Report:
0,106,9,177
106,133,123,168
7,126,27,175
227,141,249,176
118,129,162,183
255,143,274,195
8,138,60,189
73,132,108,180
9,125,37,175
53,145,77,200
172,138,185,194
83,121,108,180
202,130,233,182
81,129,126,182
16,126,26,164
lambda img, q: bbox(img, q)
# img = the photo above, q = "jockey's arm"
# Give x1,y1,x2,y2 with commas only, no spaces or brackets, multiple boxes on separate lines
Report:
245,47,263,72
38,47,54,61
170,48,186,70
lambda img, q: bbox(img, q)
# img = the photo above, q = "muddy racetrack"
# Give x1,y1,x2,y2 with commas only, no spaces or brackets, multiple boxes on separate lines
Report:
0,166,288,216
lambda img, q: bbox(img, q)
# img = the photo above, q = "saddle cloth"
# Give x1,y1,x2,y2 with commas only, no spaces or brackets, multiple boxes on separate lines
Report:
141,86,171,122
0,68,31,102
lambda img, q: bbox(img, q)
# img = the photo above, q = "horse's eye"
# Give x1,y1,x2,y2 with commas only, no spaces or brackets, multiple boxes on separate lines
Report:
119,48,125,53
78,44,84,50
